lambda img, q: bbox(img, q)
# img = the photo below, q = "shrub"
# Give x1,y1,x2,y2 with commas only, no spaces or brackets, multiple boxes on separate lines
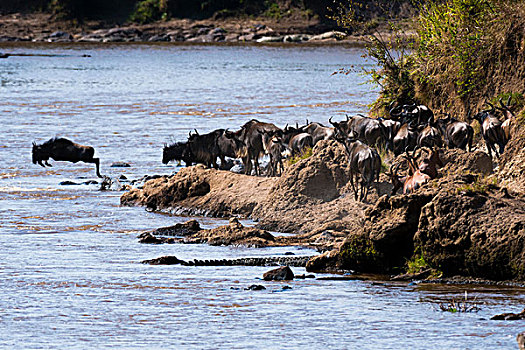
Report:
130,0,168,24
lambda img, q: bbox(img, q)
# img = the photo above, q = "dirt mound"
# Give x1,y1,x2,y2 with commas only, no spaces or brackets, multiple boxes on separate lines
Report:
251,140,372,235
121,164,276,216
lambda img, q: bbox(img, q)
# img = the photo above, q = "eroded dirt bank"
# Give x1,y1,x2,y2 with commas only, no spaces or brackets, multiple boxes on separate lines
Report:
121,140,525,281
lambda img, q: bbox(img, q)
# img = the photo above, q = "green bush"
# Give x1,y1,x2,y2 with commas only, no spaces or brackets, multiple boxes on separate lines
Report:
130,0,168,24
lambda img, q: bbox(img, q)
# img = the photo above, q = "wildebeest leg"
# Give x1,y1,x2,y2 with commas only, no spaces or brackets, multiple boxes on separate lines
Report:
350,171,358,200
254,158,260,176
219,155,226,170
88,157,102,178
484,138,492,159
38,160,46,167
44,160,52,167
243,156,252,175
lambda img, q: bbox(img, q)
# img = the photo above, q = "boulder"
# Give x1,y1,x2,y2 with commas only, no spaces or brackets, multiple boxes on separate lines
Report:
263,266,294,281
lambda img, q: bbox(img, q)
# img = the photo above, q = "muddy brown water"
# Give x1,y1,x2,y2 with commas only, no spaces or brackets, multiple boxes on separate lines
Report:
0,43,523,349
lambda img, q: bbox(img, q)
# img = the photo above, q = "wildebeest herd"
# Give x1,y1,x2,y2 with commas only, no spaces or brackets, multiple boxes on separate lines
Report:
32,98,516,202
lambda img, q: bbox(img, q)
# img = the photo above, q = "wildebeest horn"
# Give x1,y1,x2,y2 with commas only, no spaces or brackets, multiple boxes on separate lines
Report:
284,124,289,130
296,122,299,129
483,101,495,113
194,129,199,135
163,143,167,148
345,114,349,121
189,131,192,138
32,141,36,146
306,119,309,125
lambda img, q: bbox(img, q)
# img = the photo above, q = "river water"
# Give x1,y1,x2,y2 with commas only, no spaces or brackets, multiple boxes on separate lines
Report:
0,43,523,349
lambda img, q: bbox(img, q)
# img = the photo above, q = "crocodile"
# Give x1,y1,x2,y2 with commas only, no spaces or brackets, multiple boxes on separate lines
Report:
142,255,314,267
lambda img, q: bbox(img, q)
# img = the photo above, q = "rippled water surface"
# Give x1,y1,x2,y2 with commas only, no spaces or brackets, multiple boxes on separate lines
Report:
0,43,523,349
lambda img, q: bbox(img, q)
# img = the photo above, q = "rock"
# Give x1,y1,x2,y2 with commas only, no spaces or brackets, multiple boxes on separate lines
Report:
83,180,98,185
518,332,525,350
238,34,256,42
283,34,311,42
309,31,347,41
111,162,131,168
141,256,186,265
491,308,525,320
182,218,275,247
306,249,341,272
415,191,525,280
150,219,202,236
256,36,283,43
119,175,128,181
245,284,266,291
263,266,294,281
46,31,73,42
148,34,170,42
137,232,171,244
294,274,315,279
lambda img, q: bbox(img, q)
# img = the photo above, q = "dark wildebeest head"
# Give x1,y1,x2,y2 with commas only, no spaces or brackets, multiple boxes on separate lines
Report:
185,129,221,169
162,141,191,166
32,142,47,166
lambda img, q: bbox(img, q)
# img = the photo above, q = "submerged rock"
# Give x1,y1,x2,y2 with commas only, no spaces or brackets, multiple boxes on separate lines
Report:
491,308,525,320
245,285,266,291
263,266,294,281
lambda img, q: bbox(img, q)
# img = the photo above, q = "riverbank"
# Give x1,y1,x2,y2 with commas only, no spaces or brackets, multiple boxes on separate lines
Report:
0,12,414,44
121,139,525,282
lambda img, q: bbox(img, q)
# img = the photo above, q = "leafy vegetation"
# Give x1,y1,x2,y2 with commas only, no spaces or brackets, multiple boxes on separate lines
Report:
286,147,313,165
455,175,497,195
334,0,525,117
406,251,442,278
129,0,168,24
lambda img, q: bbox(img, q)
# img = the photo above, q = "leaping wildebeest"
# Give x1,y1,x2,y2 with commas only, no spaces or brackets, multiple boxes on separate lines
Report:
32,137,102,178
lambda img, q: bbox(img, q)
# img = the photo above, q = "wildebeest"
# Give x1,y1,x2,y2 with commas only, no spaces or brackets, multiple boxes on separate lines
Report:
390,103,434,126
469,103,507,158
233,119,281,175
186,129,221,169
32,137,102,178
162,141,192,166
259,129,286,176
495,96,517,143
378,117,401,152
435,114,474,151
387,147,441,195
300,120,335,145
417,122,443,148
336,136,381,202
283,125,313,156
330,114,388,147
392,121,419,156
216,129,246,170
